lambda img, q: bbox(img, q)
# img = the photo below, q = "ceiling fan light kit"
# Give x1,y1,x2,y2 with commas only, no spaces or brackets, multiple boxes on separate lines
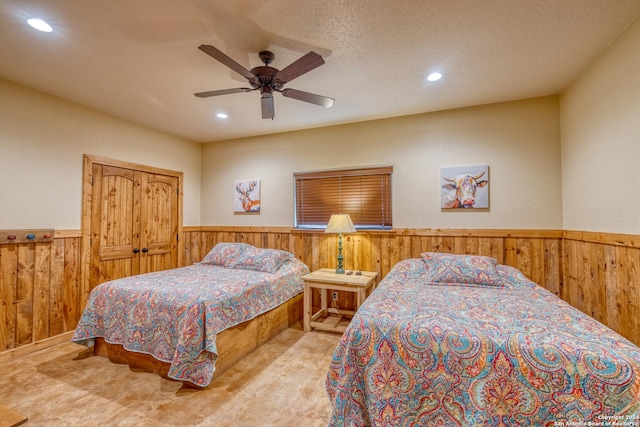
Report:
195,45,334,119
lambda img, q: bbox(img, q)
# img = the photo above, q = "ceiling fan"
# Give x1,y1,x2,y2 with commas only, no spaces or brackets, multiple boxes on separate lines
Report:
194,45,334,119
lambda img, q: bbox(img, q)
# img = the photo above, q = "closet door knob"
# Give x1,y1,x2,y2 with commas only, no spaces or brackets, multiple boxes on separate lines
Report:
141,247,148,253
133,248,140,254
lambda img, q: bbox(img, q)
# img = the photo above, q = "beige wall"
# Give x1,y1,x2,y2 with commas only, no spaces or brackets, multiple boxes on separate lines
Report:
560,15,640,234
202,96,562,229
0,78,202,229
8,7,639,235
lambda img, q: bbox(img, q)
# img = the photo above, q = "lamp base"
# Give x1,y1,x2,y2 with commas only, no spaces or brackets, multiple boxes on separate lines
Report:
335,232,346,274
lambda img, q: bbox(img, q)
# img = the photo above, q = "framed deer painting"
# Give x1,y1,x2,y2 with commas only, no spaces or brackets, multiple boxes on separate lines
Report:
234,180,261,213
440,165,489,209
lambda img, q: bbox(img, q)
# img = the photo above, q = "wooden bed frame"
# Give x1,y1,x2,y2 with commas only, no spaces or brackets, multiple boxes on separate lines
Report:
92,293,303,386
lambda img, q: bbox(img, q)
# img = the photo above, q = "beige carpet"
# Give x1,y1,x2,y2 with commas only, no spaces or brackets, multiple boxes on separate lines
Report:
0,325,341,426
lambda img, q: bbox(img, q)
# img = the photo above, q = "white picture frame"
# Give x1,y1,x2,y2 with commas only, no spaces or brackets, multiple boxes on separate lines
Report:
234,180,261,213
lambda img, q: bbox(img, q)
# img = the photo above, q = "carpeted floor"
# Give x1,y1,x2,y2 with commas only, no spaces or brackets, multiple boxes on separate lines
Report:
0,325,341,426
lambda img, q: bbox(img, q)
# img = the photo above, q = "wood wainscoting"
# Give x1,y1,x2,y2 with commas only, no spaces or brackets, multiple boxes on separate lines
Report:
183,227,563,295
563,230,640,346
184,226,639,346
0,230,82,359
1,226,639,359
184,227,564,325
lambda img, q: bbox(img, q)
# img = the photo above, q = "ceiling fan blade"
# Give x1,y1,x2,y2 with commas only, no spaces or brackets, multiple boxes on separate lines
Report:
194,87,254,98
261,93,275,119
274,52,324,84
281,88,334,108
198,45,255,80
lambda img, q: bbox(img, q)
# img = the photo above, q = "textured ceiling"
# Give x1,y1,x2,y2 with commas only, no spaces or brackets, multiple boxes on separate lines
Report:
1,1,639,143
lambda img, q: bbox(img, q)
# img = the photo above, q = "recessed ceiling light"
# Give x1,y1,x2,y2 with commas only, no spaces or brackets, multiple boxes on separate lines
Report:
216,113,228,119
426,72,443,82
27,18,53,33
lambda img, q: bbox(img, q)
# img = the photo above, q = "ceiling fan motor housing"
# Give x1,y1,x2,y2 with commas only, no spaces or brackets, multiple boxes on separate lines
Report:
250,65,283,91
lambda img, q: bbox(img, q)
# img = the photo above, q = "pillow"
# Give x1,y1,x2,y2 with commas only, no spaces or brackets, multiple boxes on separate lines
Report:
235,247,294,274
495,264,537,289
421,252,501,287
199,242,254,268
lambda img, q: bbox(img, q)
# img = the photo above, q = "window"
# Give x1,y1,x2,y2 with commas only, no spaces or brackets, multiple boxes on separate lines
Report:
294,166,392,229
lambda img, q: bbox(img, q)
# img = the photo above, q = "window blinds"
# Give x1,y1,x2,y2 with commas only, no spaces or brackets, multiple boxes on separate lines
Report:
294,166,392,229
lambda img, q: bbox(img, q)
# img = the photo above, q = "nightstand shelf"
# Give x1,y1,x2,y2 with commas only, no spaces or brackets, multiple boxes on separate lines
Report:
302,268,378,334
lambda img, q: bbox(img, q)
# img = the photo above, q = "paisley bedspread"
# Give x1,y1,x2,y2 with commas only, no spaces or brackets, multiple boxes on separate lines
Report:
326,258,640,426
72,258,308,387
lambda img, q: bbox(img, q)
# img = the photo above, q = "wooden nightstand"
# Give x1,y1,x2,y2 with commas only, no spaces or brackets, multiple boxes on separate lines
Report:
302,268,378,334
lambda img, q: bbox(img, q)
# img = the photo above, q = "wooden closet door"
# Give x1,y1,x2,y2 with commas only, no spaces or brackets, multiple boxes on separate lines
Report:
138,172,179,274
89,165,179,290
90,164,140,288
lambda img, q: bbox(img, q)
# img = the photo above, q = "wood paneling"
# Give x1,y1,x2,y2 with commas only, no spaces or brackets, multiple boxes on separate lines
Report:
563,231,640,346
184,226,639,347
0,231,82,354
186,227,563,294
2,226,639,359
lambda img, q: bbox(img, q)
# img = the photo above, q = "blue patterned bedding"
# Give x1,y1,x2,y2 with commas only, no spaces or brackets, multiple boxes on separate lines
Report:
326,256,640,426
72,245,308,387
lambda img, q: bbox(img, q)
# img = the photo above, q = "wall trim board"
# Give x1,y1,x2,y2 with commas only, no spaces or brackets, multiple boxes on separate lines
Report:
190,226,563,238
54,230,82,239
82,154,186,178
192,225,293,233
386,228,562,238
563,230,640,248
0,331,75,363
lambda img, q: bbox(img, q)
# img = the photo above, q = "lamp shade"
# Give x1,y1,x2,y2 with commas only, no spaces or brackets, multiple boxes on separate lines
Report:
324,214,356,234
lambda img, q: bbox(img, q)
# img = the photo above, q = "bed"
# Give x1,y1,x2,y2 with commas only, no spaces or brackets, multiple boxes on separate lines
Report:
72,242,308,387
326,252,640,426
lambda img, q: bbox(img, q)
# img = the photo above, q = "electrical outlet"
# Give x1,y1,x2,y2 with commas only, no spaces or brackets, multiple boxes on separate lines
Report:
332,291,338,301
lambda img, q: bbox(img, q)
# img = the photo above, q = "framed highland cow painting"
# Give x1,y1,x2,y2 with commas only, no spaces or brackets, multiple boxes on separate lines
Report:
440,165,489,209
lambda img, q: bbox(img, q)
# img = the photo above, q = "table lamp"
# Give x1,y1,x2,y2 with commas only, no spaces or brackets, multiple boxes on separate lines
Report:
324,214,356,274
